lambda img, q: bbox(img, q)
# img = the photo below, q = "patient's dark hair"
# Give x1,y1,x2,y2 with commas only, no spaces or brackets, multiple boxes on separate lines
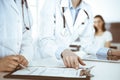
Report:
94,15,106,33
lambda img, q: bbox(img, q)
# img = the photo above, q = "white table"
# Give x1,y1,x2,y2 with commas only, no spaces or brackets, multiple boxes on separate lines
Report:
0,58,120,80
85,61,120,80
30,58,120,80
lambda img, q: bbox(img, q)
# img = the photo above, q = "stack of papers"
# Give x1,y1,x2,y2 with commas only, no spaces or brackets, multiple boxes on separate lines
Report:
12,67,86,78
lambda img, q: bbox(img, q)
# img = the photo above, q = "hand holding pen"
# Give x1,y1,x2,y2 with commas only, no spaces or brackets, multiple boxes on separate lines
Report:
0,55,19,72
15,55,29,70
0,55,30,72
0,44,30,71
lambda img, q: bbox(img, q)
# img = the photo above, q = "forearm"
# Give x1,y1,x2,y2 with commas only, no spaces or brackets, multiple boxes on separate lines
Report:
0,59,3,72
109,49,120,56
104,41,111,48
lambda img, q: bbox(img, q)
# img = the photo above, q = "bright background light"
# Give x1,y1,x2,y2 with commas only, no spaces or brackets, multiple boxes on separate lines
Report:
84,0,120,23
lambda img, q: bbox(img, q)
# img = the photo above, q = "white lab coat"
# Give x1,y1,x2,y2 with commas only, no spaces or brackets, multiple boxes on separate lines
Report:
38,0,100,59
0,0,34,62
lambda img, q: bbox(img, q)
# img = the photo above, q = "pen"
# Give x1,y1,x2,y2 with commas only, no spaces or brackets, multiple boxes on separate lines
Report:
0,43,30,71
19,64,30,71
80,66,94,77
86,66,94,72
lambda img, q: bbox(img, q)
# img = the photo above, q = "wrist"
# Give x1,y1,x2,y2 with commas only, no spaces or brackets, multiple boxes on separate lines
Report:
61,49,71,58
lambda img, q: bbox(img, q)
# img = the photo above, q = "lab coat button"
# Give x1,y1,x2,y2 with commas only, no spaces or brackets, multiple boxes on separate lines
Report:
81,22,85,25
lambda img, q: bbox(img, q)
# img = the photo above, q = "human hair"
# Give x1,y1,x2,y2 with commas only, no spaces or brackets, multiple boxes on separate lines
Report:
94,15,106,33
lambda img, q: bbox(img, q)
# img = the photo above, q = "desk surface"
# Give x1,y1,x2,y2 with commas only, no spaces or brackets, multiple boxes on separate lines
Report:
85,61,120,80
0,58,120,80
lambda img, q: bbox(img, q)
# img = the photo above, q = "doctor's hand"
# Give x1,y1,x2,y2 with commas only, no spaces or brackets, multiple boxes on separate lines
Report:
111,49,120,57
0,55,19,72
16,55,28,67
107,49,120,60
107,56,120,60
61,49,86,69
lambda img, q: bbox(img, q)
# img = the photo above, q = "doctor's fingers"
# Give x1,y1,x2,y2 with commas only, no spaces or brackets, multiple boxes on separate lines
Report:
20,59,28,67
7,60,19,68
64,56,78,68
78,57,86,66
69,56,79,68
111,49,120,56
63,57,68,67
64,56,71,68
2,56,19,66
74,58,80,69
5,55,19,62
68,55,84,69
16,55,28,65
18,55,28,66
5,66,17,72
3,60,19,71
107,56,120,60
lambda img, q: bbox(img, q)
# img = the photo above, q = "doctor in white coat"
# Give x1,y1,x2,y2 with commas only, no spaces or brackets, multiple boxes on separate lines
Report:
39,0,120,69
0,0,33,72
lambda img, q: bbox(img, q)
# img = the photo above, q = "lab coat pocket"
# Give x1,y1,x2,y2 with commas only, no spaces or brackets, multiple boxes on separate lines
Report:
70,19,88,42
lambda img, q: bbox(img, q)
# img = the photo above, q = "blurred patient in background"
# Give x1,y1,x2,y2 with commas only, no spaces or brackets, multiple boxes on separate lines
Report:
94,15,113,48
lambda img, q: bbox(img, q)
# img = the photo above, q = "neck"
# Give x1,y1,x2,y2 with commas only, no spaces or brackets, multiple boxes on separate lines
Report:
71,0,81,8
98,29,103,32
97,29,104,33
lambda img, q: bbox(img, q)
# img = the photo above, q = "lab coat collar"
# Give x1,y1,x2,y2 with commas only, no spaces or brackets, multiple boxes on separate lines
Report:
9,0,20,14
63,9,74,34
61,0,84,9
73,9,88,31
69,0,83,10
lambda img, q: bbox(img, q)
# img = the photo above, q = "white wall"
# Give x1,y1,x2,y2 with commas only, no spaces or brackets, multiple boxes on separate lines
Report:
84,0,120,23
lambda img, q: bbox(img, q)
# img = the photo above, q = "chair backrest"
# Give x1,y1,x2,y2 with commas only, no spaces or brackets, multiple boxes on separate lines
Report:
109,23,120,43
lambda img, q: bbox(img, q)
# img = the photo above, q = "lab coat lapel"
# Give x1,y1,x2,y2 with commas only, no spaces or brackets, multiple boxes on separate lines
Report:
64,9,74,34
70,9,88,42
73,9,88,31
9,0,20,14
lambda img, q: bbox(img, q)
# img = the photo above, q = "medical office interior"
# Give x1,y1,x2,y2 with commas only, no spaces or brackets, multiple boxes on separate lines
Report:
29,0,120,79
0,0,120,80
29,0,120,50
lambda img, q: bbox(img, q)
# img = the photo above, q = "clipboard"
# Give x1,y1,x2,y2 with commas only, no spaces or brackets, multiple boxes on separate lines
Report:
4,67,91,80
4,73,90,80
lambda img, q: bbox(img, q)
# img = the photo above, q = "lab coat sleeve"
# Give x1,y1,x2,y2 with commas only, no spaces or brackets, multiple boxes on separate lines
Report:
38,0,66,59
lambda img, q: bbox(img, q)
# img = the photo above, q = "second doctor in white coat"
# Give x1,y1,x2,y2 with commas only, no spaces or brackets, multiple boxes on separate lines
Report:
39,0,95,69
0,0,33,72
39,0,120,69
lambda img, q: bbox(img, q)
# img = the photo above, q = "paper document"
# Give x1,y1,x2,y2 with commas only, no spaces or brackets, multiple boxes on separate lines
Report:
12,67,86,78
